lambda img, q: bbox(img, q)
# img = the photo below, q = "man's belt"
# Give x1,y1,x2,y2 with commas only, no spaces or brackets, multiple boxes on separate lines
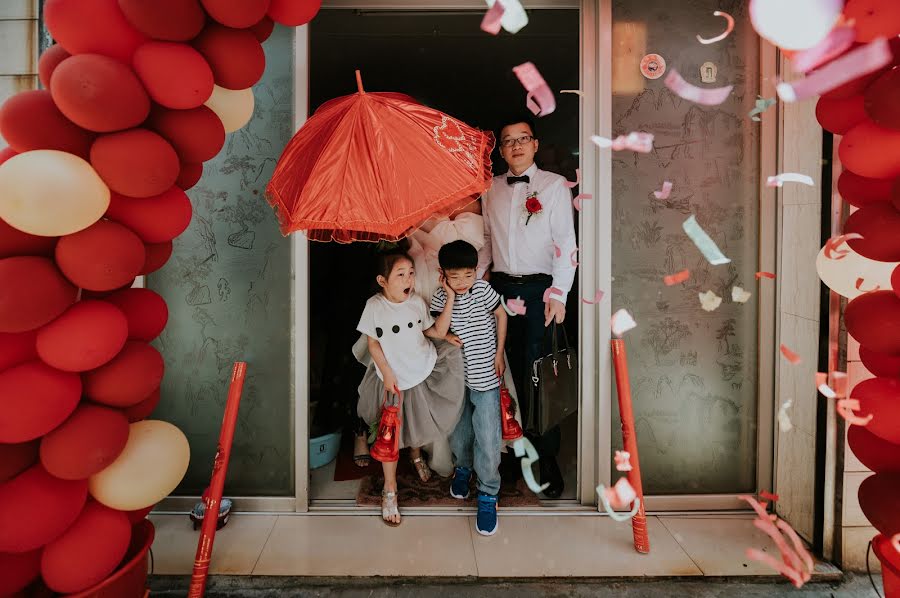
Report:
492,272,553,284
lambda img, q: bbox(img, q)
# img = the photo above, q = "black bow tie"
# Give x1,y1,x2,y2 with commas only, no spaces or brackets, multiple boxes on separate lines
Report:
507,175,530,185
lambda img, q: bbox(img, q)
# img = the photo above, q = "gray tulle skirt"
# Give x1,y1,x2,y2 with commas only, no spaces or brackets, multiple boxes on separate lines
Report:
357,339,465,450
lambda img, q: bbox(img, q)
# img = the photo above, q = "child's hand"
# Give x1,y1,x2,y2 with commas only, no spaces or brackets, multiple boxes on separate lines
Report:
383,372,400,397
494,353,506,379
439,271,456,299
445,332,463,348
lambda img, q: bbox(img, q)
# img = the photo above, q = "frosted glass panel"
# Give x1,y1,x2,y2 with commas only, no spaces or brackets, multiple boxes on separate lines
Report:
149,27,294,496
610,0,760,494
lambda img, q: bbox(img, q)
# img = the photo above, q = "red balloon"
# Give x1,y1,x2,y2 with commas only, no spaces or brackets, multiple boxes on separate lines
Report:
845,202,900,261
0,329,37,372
38,44,71,88
104,187,193,243
865,67,900,131
41,500,131,593
193,23,266,90
50,54,150,133
838,170,894,208
132,42,215,110
80,279,136,300
860,343,900,377
0,218,57,259
55,220,146,291
140,240,174,274
268,0,320,26
845,291,900,354
840,119,900,180
0,360,81,443
0,90,95,159
0,439,40,484
82,341,164,407
90,128,180,198
848,425,900,473
0,257,77,334
0,145,16,166
40,404,129,480
147,105,224,163
851,377,900,444
844,0,900,42
0,549,41,596
44,0,147,64
117,0,206,42
36,301,128,371
104,288,168,341
201,0,271,28
0,464,88,553
249,16,275,42
858,472,900,535
816,94,868,135
125,504,154,523
176,161,203,190
893,177,900,211
122,387,161,422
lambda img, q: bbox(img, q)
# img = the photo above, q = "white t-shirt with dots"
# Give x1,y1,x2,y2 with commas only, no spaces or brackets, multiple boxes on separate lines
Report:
356,293,437,391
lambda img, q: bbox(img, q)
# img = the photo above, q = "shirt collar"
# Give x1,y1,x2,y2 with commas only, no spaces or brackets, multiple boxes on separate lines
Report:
505,163,539,179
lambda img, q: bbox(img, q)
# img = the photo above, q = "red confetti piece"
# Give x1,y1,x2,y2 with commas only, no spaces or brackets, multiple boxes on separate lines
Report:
581,290,604,305
823,233,863,260
664,269,690,286
855,277,881,292
759,490,779,502
780,344,801,364
756,271,776,280
479,1,504,34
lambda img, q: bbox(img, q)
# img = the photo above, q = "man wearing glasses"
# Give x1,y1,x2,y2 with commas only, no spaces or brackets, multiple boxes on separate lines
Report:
476,116,577,498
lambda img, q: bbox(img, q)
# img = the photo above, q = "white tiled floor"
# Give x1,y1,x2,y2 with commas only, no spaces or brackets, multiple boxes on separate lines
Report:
148,512,839,578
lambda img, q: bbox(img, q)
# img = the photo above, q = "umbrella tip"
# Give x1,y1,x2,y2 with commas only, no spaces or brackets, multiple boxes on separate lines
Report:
355,70,365,94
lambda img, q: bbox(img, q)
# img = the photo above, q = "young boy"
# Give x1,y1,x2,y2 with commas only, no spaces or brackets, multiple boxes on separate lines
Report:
430,240,508,536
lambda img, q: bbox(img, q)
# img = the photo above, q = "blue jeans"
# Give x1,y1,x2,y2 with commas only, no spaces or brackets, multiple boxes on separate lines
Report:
450,386,502,496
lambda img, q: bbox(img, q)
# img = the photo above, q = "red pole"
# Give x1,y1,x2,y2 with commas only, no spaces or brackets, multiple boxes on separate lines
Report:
611,339,650,554
188,362,247,597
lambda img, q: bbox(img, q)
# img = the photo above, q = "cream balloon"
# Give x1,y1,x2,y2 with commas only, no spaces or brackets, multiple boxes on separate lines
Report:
204,85,255,133
816,243,898,300
749,0,842,50
88,420,190,511
0,150,110,237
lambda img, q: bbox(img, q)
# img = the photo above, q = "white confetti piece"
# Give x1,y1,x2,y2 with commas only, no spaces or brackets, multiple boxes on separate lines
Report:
611,308,637,337
597,478,641,522
778,400,793,432
653,180,673,200
732,286,752,303
590,132,654,153
766,173,814,187
484,0,528,34
699,290,722,312
512,436,550,494
696,10,734,45
614,450,632,472
665,69,733,106
682,215,731,265
559,89,583,96
818,384,836,399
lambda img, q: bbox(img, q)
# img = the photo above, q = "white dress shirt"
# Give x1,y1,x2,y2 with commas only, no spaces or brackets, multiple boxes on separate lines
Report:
477,163,577,298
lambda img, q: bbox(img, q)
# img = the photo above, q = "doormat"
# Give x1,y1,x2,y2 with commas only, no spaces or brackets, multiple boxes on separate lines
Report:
357,469,540,508
332,434,415,482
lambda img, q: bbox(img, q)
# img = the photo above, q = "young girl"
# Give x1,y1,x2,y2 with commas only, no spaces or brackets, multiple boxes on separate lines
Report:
356,248,465,526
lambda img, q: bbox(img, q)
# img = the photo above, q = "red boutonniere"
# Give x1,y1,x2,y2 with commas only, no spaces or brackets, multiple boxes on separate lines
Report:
524,192,542,225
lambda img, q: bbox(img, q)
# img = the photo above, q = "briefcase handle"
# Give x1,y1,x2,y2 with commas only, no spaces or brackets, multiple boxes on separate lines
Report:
544,321,573,376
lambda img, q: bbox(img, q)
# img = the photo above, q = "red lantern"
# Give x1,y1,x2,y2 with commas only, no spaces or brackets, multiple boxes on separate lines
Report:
44,0,148,64
36,300,128,371
0,329,38,372
104,287,168,341
268,0,321,26
837,170,893,208
858,472,900,535
132,42,215,110
0,439,39,484
249,16,276,42
0,549,41,597
147,105,225,163
844,202,900,262
843,0,900,43
54,220,146,291
0,256,77,334
193,23,266,90
0,360,81,443
90,128,181,198
846,291,900,355
0,90,95,159
0,464,88,553
82,340,165,407
839,119,900,180
38,43,70,88
815,94,868,135
104,187,193,243
864,66,900,131
370,391,402,463
140,240,174,274
200,0,271,29
860,343,900,376
850,377,900,444
40,404,129,480
848,425,900,473
0,217,57,259
176,161,203,190
500,384,523,440
122,387,161,422
117,0,206,42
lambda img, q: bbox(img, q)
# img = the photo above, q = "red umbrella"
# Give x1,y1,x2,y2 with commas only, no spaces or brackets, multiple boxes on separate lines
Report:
265,71,495,242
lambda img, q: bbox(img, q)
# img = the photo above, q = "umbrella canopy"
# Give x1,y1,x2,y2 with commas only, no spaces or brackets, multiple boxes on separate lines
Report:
265,72,495,242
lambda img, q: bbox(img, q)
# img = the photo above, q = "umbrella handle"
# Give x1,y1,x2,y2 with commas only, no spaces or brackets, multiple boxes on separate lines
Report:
356,70,365,95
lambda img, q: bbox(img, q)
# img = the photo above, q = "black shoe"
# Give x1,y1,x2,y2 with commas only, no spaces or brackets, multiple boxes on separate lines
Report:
539,455,564,498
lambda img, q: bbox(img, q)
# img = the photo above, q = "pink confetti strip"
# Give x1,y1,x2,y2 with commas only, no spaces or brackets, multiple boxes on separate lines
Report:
513,62,556,117
573,193,592,211
756,271,776,280
745,548,808,589
479,0,505,35
777,38,892,103
590,132,654,153
824,233,864,260
832,371,848,397
581,290,604,305
596,482,641,522
836,398,874,426
815,372,827,388
542,286,564,304
664,269,690,286
766,173,814,187
739,495,812,588
665,69,733,106
791,25,855,74
570,248,579,267
506,297,526,316
776,519,815,576
855,277,881,292
564,168,580,189
780,344,801,364
614,450,632,472
653,180,673,200
696,10,734,45
611,308,637,337
750,518,808,580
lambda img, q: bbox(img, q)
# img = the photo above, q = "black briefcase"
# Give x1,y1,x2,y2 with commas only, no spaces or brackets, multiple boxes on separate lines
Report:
530,322,578,433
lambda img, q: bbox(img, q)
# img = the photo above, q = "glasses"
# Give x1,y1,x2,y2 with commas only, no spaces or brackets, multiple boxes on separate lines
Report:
500,135,534,148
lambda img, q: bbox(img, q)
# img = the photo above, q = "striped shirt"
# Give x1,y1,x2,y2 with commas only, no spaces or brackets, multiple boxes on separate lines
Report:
430,280,501,391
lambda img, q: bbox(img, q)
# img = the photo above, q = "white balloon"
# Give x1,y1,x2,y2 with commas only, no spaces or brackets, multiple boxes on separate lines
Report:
750,0,843,50
204,85,255,133
816,243,898,300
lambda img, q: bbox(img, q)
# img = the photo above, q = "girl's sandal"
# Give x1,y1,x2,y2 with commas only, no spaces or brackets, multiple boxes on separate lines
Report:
353,434,371,468
381,490,401,527
411,456,432,483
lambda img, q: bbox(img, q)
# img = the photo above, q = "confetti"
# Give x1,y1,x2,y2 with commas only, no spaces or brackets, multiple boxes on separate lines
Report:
746,548,809,589
815,372,827,388
665,69,733,106
590,132,654,153
780,344,801,364
611,308,637,337
832,371,848,397
572,193,592,211
776,519,815,577
683,215,731,265
756,271,776,280
570,248,579,267
597,478,639,516
479,0,504,35
759,490,779,502
818,383,837,399
512,436,550,494
542,286,564,303
823,233,863,260
484,0,528,34
777,38,892,103
564,168,580,189
559,89,583,96
513,62,555,117
581,290,604,305
499,295,516,317
506,297,526,316
653,180,673,200
836,398,873,427
855,277,881,292
748,96,776,121
699,290,722,312
614,450,632,472
778,400,793,432
664,269,690,286
552,243,561,258
732,286,752,303
696,10,734,44
791,25,855,74
766,173,814,187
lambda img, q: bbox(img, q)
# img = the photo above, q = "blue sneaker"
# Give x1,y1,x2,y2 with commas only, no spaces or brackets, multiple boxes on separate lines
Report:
476,492,498,536
450,466,471,499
